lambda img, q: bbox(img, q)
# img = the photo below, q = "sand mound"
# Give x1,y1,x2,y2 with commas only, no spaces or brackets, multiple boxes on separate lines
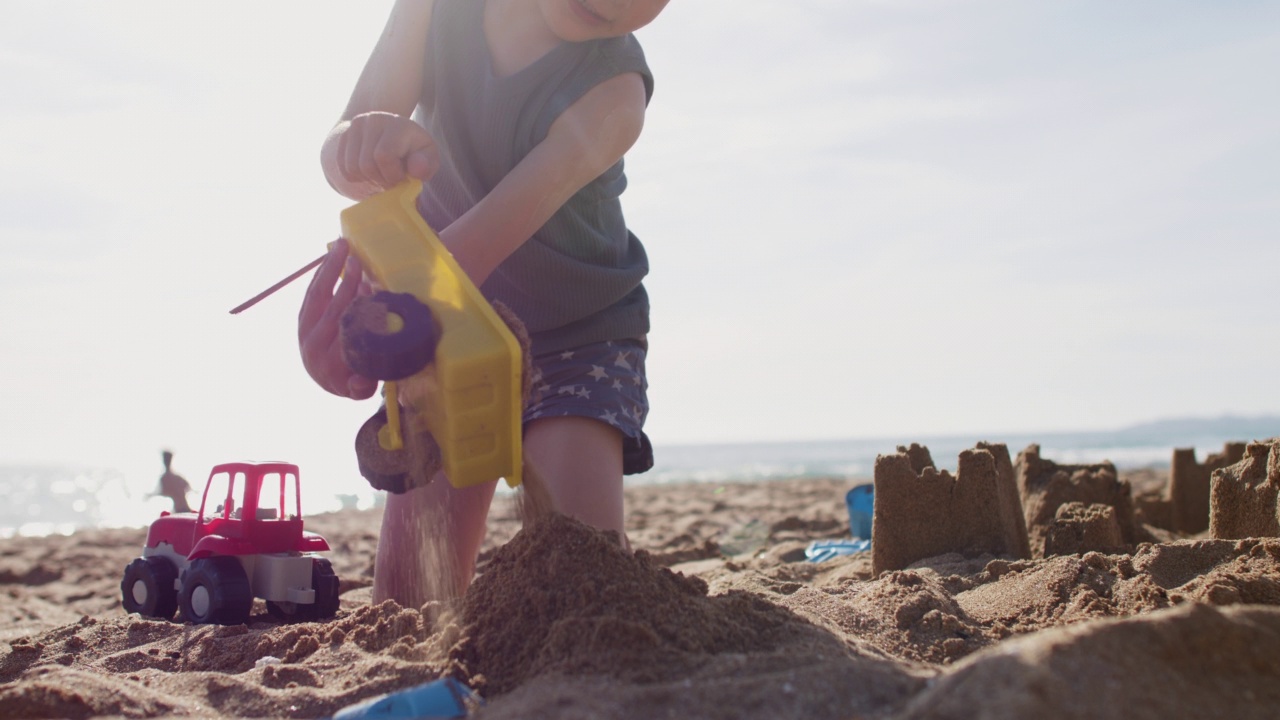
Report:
0,601,451,718
897,603,1280,720
449,513,799,694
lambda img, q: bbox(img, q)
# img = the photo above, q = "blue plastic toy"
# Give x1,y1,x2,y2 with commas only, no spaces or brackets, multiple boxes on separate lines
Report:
845,484,874,539
804,485,875,563
331,677,476,719
805,538,870,563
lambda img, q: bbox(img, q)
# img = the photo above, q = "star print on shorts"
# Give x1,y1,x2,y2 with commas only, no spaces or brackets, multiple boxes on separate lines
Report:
524,338,653,475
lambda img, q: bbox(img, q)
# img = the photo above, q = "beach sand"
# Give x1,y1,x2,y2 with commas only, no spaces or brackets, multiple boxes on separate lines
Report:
3,442,1280,719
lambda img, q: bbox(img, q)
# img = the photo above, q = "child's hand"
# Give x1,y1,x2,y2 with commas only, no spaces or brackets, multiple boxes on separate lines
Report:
298,239,379,399
336,111,440,192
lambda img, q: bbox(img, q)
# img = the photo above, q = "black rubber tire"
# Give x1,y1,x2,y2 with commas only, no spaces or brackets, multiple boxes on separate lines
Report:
355,405,414,494
266,558,340,623
308,557,341,619
120,556,179,620
340,291,439,381
179,557,252,625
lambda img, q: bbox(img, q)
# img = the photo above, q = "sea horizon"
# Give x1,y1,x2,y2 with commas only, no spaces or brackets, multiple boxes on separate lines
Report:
4,414,1278,538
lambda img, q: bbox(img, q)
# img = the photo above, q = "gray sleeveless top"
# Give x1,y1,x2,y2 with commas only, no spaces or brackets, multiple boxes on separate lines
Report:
413,0,653,357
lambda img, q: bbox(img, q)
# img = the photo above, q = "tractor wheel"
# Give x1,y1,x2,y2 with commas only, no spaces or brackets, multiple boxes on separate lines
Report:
307,558,341,619
340,291,439,381
266,558,340,623
121,556,179,620
179,557,252,625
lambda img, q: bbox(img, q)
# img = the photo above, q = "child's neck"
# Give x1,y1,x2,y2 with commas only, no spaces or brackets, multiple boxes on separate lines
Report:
484,0,564,78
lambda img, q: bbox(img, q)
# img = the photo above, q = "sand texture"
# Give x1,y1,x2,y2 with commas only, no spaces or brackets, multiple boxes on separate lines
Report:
5,442,1280,719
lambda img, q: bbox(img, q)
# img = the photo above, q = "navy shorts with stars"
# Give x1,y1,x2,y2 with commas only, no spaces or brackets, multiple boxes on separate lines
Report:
524,338,653,475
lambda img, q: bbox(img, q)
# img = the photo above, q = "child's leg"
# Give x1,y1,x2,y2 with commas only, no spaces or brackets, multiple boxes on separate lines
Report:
372,474,497,608
523,415,626,541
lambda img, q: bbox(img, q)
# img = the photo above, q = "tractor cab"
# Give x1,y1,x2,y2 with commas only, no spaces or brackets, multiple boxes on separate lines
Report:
191,462,310,557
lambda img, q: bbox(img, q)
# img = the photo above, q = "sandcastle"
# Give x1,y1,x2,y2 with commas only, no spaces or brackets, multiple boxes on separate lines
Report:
870,436,1278,574
871,441,1179,572
871,443,1029,574
1014,445,1139,558
1210,439,1280,539
1170,442,1246,533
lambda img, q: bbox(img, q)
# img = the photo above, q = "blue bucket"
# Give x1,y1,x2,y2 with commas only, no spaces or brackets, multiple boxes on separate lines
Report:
845,484,873,540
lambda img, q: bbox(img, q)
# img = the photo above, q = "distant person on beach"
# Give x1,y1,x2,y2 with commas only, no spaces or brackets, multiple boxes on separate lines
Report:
298,0,670,608
155,450,192,514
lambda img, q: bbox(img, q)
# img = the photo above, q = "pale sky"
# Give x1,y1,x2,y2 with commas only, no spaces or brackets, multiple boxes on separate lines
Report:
2,1,1278,501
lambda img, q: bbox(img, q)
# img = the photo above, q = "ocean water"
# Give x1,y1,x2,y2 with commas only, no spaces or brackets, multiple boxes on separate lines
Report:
3,416,1277,538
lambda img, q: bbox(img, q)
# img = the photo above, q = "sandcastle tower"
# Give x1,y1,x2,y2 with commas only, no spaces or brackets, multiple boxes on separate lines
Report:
1210,439,1280,539
871,443,1030,574
1042,502,1127,556
1169,442,1247,534
979,441,1032,560
1015,444,1137,558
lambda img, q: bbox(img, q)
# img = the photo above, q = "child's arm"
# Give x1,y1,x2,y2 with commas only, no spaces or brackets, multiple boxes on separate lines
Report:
301,0,437,398
302,62,648,398
321,0,439,200
440,71,650,285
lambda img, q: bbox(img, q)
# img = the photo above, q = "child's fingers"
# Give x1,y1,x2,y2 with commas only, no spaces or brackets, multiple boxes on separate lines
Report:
330,254,364,318
304,337,355,397
373,133,406,188
342,123,371,187
357,122,395,188
298,242,361,396
336,125,362,188
347,374,378,399
310,253,362,352
406,147,439,181
298,240,346,336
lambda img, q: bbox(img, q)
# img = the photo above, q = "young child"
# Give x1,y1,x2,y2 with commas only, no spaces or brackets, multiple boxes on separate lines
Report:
298,0,670,608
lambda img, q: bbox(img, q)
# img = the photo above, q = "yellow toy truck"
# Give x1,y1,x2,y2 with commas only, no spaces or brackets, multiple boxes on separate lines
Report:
337,179,525,493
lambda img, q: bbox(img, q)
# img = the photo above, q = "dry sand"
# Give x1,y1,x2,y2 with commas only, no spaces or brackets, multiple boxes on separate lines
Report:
4,450,1280,719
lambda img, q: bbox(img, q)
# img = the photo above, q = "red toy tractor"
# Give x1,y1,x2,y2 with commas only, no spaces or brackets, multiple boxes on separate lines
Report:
120,461,339,625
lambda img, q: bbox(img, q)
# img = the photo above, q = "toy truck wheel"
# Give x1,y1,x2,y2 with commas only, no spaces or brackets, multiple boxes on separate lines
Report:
355,404,417,494
179,557,252,625
266,558,340,623
121,557,178,620
340,291,439,381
